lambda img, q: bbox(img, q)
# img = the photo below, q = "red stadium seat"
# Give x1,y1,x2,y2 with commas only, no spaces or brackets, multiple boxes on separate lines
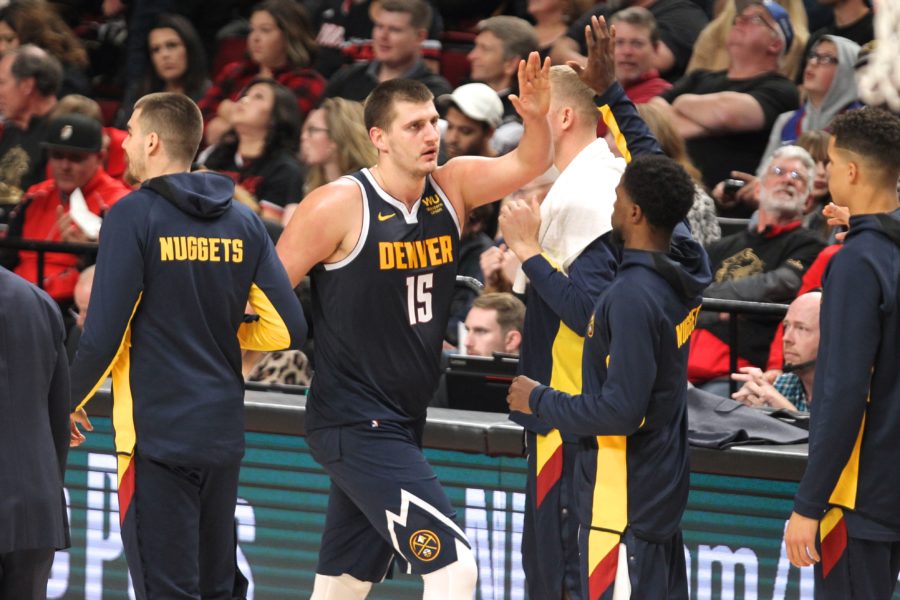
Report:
440,31,475,88
212,36,248,79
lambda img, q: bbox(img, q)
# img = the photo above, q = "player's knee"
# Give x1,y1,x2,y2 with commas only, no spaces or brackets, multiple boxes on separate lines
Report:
310,573,373,600
421,538,477,599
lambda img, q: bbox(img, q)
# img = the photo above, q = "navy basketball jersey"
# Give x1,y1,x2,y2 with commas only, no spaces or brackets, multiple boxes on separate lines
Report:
306,168,462,430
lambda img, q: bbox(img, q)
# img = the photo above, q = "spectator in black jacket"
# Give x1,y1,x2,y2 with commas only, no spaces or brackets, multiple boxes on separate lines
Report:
322,0,451,102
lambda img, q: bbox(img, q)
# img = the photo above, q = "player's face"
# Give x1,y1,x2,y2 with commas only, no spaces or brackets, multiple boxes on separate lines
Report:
443,107,490,159
825,136,850,207
464,307,507,356
380,100,440,176
123,110,147,183
610,181,633,245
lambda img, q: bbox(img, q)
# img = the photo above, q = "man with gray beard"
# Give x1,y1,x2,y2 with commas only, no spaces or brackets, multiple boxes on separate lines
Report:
687,145,825,397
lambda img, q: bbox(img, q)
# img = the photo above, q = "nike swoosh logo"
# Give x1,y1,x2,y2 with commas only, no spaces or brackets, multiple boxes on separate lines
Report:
378,212,396,222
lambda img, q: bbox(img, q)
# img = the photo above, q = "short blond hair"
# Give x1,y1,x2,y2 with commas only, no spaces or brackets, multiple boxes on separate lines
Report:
133,92,203,165
549,65,597,129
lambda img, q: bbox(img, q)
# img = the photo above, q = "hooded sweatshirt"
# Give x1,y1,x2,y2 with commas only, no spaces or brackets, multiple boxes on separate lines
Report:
760,35,862,164
70,171,306,467
794,208,900,539
527,222,711,541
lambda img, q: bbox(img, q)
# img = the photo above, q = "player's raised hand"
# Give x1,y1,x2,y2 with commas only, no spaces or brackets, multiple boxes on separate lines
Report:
510,51,551,122
567,15,616,96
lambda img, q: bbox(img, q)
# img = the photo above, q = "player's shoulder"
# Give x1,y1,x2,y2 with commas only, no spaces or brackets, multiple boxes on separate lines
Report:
304,176,363,210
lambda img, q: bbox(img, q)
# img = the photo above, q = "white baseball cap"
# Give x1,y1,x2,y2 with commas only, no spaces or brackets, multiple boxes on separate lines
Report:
437,83,504,129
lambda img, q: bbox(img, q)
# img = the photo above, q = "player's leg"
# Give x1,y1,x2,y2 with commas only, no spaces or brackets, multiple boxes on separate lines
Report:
197,462,245,600
815,536,900,600
307,426,396,593
313,421,477,598
523,430,581,599
420,538,477,600
0,548,55,600
120,451,202,600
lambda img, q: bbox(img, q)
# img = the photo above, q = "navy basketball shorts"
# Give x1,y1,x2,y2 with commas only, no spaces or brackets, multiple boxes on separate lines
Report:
578,527,688,600
307,419,471,582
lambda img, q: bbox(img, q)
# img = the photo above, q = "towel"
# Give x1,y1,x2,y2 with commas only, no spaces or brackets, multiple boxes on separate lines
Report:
512,137,625,292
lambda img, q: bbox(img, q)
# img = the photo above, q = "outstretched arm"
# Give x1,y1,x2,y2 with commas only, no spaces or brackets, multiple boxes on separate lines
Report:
436,52,553,213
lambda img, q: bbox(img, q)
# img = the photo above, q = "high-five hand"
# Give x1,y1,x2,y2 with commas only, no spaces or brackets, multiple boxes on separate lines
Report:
510,51,551,122
567,15,616,96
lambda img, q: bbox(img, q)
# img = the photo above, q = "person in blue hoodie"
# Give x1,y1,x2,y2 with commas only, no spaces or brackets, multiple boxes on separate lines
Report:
507,154,711,599
784,107,900,599
68,92,307,600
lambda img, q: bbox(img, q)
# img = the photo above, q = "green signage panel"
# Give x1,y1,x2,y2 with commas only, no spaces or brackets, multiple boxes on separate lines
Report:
51,417,899,599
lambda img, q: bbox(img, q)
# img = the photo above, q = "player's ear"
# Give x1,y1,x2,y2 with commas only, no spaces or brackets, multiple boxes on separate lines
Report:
369,126,388,153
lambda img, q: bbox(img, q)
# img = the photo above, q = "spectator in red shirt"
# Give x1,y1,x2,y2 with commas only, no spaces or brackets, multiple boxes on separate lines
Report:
597,7,672,138
0,114,130,305
198,0,325,145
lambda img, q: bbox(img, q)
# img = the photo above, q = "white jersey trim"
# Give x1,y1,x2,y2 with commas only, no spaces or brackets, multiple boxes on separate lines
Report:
361,168,421,225
428,174,462,238
323,175,370,271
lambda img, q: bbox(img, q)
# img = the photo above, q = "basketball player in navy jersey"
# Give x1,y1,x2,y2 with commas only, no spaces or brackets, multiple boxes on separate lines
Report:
276,52,552,598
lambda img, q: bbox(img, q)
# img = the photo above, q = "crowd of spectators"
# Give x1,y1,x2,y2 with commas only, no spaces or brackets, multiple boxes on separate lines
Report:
0,0,888,405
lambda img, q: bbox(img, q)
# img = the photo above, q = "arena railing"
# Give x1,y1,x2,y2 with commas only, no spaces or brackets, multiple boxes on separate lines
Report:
0,237,98,291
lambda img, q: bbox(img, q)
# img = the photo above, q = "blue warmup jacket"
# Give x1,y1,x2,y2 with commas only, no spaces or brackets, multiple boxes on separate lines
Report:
512,82,662,439
70,171,307,468
794,208,900,536
528,223,711,539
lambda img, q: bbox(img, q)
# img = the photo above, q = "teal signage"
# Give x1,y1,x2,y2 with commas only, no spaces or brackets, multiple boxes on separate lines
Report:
51,417,900,599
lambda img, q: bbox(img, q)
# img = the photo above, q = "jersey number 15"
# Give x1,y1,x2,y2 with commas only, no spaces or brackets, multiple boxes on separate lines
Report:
406,273,433,325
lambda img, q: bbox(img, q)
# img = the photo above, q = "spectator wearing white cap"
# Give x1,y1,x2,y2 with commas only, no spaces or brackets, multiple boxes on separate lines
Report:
437,83,503,160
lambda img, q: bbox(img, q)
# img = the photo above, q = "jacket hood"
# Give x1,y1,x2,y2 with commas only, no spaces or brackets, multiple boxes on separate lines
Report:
804,35,861,131
619,222,712,301
846,208,900,247
143,171,234,219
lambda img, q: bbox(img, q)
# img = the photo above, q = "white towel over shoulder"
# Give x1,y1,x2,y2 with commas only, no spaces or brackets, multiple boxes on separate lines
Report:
513,138,625,293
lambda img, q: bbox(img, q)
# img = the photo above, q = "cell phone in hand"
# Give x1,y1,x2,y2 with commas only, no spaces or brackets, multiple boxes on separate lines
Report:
723,178,746,198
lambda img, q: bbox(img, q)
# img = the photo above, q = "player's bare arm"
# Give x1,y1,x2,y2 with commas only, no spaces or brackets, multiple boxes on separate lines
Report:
435,51,553,215
276,179,364,286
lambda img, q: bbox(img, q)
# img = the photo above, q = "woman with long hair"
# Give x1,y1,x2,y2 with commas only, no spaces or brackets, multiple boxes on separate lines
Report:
198,0,325,145
116,14,210,128
200,78,305,223
0,0,89,96
637,102,722,246
288,98,376,224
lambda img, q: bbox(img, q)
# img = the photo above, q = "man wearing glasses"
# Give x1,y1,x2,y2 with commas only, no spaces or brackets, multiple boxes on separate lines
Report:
649,0,800,218
687,145,825,398
761,35,862,162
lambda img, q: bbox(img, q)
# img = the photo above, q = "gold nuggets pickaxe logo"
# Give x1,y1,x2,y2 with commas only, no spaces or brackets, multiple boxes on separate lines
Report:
409,529,441,562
